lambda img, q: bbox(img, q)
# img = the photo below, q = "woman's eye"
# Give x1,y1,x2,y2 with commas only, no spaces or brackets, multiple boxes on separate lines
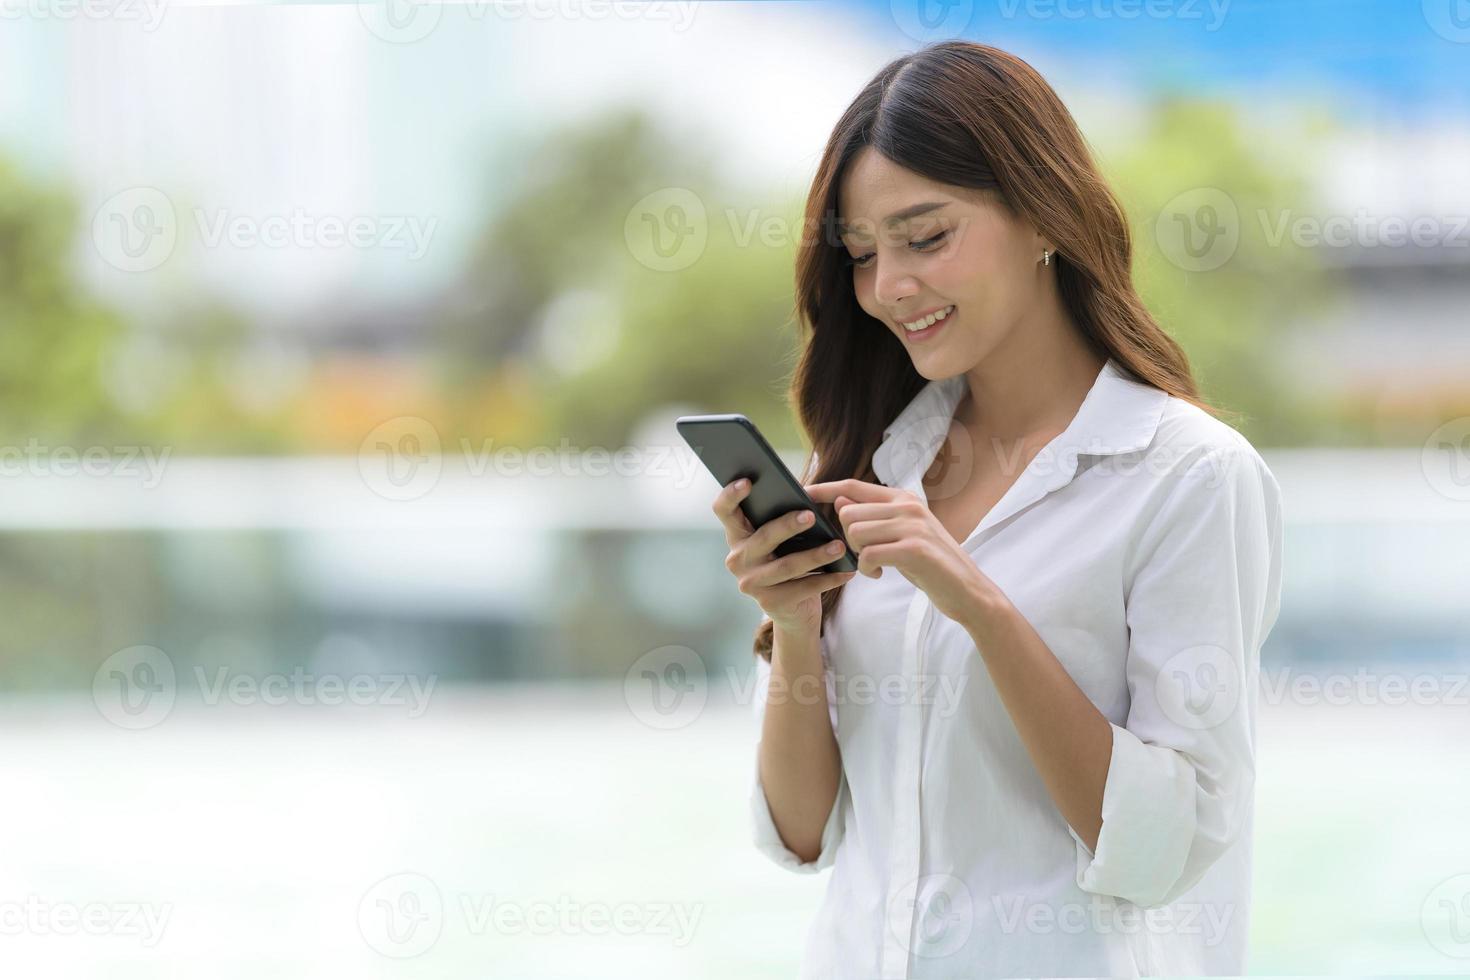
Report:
912,231,949,253
845,231,949,269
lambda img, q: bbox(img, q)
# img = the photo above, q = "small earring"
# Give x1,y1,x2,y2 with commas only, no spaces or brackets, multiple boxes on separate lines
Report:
1042,249,1052,266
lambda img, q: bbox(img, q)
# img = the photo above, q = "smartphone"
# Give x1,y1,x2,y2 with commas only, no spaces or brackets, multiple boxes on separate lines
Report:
676,413,859,574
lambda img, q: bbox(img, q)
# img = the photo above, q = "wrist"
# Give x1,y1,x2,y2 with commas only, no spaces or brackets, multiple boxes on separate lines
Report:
958,579,1015,649
771,620,823,661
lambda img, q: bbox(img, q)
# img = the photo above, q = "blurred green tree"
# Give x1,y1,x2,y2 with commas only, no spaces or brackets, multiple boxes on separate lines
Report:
0,101,1349,455
453,99,1331,453
0,157,126,445
435,108,784,447
1107,98,1332,445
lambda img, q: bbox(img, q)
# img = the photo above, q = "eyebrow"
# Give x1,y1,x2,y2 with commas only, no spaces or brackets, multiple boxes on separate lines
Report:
836,201,948,236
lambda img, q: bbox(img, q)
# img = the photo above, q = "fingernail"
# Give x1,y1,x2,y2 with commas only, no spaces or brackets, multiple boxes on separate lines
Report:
798,511,814,524
826,541,843,554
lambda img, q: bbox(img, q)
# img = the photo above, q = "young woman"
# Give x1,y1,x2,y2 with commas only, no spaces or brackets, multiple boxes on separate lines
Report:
709,42,1283,979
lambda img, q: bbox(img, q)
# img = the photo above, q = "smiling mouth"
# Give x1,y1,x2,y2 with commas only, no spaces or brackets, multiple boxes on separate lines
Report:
899,305,955,332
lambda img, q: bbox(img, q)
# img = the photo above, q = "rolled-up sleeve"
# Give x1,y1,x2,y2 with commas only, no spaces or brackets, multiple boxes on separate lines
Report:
750,620,847,873
1068,444,1284,908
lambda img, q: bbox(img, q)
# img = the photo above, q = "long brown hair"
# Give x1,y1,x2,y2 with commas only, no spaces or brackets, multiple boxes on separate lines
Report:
754,40,1226,661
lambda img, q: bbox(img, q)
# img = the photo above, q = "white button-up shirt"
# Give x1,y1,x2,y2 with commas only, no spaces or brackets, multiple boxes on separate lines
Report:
749,357,1284,978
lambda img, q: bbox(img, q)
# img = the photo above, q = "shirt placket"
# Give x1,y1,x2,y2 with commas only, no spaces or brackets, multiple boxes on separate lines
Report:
880,585,933,978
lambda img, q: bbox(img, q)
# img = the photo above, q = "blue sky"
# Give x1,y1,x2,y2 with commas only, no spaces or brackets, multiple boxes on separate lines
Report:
852,0,1470,119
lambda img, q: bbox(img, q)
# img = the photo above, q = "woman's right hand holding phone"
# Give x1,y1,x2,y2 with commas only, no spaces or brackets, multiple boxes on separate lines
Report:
712,478,857,635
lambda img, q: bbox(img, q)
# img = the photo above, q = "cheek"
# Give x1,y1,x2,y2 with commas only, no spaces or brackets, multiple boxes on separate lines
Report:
852,270,880,315
933,241,1002,304
954,225,1039,306
942,224,1009,287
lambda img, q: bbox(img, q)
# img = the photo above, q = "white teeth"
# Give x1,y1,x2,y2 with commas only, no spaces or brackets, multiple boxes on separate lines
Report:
901,305,954,331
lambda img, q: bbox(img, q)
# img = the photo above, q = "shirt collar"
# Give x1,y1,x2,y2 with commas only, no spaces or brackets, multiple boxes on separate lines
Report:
871,356,1169,504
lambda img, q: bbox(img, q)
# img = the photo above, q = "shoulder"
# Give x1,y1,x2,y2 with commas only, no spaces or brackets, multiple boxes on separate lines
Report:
1123,395,1284,582
1148,395,1279,497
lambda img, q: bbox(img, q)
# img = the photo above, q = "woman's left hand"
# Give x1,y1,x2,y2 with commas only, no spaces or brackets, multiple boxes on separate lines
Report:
804,479,1009,631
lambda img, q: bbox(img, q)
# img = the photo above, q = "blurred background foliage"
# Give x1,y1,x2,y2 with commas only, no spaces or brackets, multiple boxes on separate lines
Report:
0,158,125,444
0,98,1434,457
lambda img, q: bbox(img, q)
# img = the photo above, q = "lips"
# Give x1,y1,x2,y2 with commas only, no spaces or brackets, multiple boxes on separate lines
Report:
897,304,955,344
897,304,953,331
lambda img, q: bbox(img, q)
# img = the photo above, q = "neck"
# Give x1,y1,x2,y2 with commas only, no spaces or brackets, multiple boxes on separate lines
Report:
956,285,1105,444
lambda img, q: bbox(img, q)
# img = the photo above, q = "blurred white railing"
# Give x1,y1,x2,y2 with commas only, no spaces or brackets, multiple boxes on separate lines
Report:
1,448,1466,529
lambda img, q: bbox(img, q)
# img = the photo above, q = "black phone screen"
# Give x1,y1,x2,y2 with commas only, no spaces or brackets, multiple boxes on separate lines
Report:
676,414,859,575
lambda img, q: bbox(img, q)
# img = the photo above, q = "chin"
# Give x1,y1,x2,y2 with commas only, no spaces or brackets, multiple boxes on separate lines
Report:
908,350,966,381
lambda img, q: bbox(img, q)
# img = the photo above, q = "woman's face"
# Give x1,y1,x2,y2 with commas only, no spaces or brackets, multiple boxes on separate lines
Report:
836,146,1047,380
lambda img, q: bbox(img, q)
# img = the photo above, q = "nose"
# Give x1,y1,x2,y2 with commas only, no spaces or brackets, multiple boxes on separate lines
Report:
871,255,918,314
